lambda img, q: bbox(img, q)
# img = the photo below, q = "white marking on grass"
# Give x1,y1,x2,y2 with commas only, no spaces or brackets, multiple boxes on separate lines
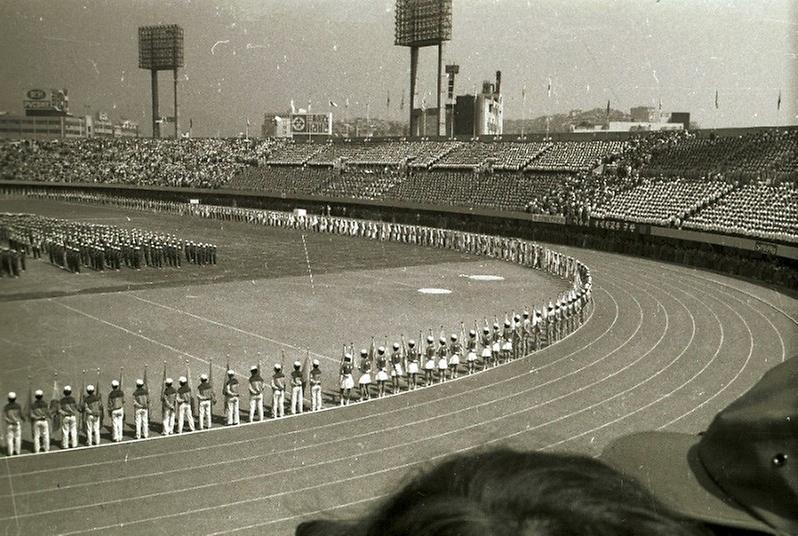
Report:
417,288,451,295
127,294,336,365
459,274,505,281
300,234,315,294
49,299,236,378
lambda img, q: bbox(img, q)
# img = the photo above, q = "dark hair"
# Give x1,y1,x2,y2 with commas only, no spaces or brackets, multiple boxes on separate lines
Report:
297,448,708,536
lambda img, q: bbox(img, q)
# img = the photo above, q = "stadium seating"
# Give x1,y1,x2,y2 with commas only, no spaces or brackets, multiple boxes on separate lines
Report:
591,177,733,226
526,141,630,172
683,181,798,243
229,165,332,195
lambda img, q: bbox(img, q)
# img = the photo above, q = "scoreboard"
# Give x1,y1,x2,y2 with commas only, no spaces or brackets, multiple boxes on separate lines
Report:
289,113,332,137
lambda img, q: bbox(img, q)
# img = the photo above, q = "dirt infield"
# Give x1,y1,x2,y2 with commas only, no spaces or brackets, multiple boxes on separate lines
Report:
0,199,795,535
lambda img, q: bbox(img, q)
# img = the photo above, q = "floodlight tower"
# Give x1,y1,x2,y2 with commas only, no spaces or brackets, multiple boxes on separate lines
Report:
394,0,452,137
138,25,184,139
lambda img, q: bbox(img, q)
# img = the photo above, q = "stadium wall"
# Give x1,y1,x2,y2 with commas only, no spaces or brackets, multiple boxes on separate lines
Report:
1,180,795,287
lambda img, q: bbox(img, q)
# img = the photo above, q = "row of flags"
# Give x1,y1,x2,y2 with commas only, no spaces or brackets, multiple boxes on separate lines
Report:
287,86,784,118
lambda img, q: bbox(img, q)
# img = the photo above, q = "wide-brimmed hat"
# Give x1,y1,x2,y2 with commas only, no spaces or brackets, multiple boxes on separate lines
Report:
601,357,798,535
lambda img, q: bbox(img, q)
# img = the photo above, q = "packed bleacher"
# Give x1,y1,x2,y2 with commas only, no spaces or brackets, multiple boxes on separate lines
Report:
2,128,797,243
682,181,798,242
0,138,276,189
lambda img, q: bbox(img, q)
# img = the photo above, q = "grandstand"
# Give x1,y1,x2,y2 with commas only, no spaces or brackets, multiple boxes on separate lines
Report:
2,127,797,244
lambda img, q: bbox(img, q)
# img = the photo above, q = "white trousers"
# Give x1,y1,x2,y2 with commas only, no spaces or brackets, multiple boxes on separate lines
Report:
291,386,303,414
249,394,264,422
272,390,285,418
199,400,212,429
163,408,175,435
178,403,194,433
33,420,49,453
111,408,124,442
61,415,78,449
311,385,322,411
5,423,21,456
85,415,101,446
135,408,149,439
226,398,240,425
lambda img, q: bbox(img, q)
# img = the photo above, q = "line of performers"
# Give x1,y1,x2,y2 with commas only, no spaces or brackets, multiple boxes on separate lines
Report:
338,291,592,405
2,358,325,456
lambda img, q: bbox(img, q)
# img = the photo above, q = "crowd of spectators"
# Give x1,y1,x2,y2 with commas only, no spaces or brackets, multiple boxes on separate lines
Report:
0,138,276,189
526,140,630,172
591,176,734,227
2,130,797,243
682,180,798,243
643,129,798,180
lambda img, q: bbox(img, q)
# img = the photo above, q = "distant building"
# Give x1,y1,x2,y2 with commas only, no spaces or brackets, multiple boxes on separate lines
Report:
261,113,292,138
630,106,661,123
451,72,503,137
572,121,683,133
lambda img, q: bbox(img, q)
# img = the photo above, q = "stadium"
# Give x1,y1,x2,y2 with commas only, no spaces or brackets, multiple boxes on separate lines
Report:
0,1,797,535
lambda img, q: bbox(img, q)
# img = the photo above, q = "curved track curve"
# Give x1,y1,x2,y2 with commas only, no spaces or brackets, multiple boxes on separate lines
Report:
0,247,795,536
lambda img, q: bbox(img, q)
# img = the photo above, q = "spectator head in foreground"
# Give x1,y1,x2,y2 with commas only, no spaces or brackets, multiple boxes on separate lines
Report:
601,356,798,536
296,448,707,536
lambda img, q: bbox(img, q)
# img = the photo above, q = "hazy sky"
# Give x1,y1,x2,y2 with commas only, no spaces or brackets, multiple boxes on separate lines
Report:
0,0,795,136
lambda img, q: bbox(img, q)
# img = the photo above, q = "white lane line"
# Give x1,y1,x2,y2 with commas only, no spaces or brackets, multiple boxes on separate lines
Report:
3,458,20,536
541,265,709,450
127,294,337,365
4,284,608,479
0,285,632,522
49,299,234,378
53,284,651,535
657,277,756,429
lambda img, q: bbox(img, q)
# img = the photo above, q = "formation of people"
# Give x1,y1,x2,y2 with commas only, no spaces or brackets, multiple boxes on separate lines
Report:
2,191,591,455
0,212,217,274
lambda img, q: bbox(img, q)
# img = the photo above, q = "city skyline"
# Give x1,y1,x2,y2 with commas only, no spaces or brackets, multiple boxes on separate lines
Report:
0,0,795,137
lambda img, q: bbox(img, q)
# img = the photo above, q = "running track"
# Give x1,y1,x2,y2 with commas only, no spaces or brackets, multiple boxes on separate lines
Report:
0,248,795,536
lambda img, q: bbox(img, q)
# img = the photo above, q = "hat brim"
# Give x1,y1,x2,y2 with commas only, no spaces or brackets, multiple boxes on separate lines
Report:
600,431,776,534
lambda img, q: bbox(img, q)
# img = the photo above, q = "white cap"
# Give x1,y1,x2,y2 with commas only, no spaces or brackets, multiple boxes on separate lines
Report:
393,342,400,349
426,335,433,342
136,379,144,386
64,385,72,392
165,377,173,384
34,389,44,397
200,373,208,381
274,363,282,370
344,352,352,360
408,339,416,346
293,360,302,368
250,365,258,372
227,369,235,376
111,380,120,387
86,384,95,392
8,392,16,399
179,376,187,383
312,359,320,366
378,346,385,354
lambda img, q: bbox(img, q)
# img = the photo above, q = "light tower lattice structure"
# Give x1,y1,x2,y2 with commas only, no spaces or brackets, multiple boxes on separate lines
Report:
138,25,184,139
394,0,452,137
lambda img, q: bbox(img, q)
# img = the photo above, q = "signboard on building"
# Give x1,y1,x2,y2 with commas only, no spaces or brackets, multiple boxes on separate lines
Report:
289,113,331,137
23,88,69,116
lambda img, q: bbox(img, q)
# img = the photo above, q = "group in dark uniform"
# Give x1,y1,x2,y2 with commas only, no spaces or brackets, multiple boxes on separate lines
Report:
0,212,217,275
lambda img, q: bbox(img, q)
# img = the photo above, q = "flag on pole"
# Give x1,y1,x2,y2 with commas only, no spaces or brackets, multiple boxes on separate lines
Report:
606,99,611,117
79,369,85,438
401,334,408,373
290,99,296,114
400,92,404,111
345,97,350,110
386,90,391,112
185,359,196,416
340,344,347,368
189,118,193,130
97,368,104,428
161,361,168,421
307,99,312,113
329,100,338,108
50,371,60,439
715,89,719,109
777,90,781,111
522,85,527,103
143,364,149,388
246,117,251,126
547,78,552,98
119,367,124,389
302,348,311,401
280,349,286,372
